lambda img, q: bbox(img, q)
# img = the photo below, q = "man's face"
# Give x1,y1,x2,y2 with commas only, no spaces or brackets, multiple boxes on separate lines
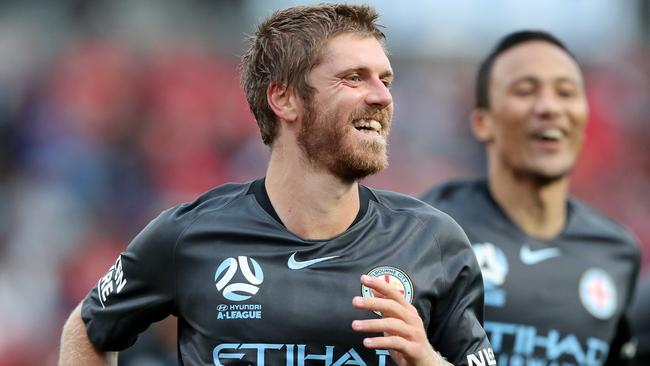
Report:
298,33,394,182
480,41,588,183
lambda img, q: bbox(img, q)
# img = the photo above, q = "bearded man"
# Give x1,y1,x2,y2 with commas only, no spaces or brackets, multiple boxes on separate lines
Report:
59,4,493,366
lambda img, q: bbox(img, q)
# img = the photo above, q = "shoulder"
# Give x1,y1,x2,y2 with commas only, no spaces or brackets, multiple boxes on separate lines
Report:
166,181,251,220
569,197,639,245
370,187,450,221
369,187,468,242
141,181,253,242
419,179,486,211
569,197,641,256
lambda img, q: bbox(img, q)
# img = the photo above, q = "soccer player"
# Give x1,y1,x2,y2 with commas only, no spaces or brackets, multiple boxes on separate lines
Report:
630,274,650,366
59,4,493,366
420,30,641,366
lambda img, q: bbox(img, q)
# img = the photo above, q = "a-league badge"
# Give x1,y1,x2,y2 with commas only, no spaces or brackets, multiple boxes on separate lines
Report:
473,242,508,308
362,266,414,316
579,268,617,320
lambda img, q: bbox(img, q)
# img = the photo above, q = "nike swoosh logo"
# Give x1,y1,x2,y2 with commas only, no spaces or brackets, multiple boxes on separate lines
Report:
287,252,339,270
520,244,561,265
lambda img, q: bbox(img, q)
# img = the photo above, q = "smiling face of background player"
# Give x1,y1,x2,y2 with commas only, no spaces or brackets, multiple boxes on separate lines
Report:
473,40,588,184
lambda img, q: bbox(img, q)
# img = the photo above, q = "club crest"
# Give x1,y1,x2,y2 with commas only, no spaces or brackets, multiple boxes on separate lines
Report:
362,266,413,316
579,268,617,320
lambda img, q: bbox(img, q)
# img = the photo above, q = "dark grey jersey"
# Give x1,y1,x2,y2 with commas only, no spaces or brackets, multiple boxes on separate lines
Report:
82,179,493,366
420,179,640,366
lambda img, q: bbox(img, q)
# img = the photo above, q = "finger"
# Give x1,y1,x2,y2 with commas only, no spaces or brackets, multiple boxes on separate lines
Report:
364,336,441,366
351,318,414,339
370,288,387,299
353,294,423,325
361,275,409,305
352,296,404,319
361,334,412,353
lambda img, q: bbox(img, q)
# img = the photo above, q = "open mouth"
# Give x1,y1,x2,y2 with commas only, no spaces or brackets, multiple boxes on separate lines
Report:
353,119,382,135
534,128,564,142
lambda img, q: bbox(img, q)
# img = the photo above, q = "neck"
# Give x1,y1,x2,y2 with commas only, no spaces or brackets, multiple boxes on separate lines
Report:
488,166,570,240
265,141,359,240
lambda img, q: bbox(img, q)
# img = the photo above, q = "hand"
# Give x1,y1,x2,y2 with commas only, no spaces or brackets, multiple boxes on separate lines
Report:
351,275,448,366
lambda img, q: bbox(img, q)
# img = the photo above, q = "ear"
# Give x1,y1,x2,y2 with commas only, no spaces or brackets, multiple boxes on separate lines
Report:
471,108,494,143
267,82,299,123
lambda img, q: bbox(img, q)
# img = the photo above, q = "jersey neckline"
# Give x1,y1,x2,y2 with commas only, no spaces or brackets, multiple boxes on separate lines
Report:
478,179,576,244
247,177,375,230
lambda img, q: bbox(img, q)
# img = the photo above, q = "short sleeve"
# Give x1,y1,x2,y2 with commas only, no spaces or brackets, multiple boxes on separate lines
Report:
430,217,496,366
81,210,178,351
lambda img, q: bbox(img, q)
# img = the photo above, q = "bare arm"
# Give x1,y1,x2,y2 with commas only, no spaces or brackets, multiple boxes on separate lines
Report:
59,302,118,366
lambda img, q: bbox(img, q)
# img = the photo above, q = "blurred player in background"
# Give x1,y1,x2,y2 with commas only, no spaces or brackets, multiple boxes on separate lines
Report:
420,30,640,366
59,3,493,365
630,274,650,366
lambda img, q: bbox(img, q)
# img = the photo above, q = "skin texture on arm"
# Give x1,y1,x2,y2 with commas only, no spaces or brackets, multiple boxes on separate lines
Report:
58,302,117,366
352,275,452,366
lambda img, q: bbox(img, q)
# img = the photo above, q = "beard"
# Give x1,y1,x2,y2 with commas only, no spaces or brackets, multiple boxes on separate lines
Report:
297,100,392,182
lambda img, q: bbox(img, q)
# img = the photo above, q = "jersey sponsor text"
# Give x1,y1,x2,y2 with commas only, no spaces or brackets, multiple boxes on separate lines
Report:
216,304,262,320
486,321,609,365
213,343,390,366
467,347,497,366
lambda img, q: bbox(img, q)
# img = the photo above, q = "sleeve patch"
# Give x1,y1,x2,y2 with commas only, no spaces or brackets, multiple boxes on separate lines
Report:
96,255,128,308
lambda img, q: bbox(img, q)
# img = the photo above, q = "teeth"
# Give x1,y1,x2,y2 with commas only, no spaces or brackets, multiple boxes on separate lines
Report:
353,120,369,128
368,120,382,131
540,128,562,140
353,119,382,132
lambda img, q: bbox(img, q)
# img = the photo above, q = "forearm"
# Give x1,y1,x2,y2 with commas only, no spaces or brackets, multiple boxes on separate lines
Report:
433,350,453,366
59,302,117,366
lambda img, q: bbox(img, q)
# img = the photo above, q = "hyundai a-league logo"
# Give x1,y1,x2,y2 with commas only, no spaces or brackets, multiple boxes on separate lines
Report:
473,242,508,287
473,242,508,308
215,256,264,301
579,268,617,320
362,266,413,316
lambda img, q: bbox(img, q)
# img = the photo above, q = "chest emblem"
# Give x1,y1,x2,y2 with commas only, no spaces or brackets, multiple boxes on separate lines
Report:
287,252,339,270
519,244,561,265
579,268,618,320
361,266,413,316
215,256,264,301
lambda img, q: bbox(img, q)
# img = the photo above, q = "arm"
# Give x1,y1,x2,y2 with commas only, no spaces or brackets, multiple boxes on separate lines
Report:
604,315,633,366
606,235,643,366
351,275,452,366
59,302,117,366
75,211,178,352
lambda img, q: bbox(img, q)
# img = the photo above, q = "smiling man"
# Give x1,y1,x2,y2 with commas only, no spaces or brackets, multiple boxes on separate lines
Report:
59,4,492,366
420,31,640,366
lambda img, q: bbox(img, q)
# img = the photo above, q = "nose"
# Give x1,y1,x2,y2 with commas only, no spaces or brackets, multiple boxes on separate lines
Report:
365,77,393,109
532,89,561,119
